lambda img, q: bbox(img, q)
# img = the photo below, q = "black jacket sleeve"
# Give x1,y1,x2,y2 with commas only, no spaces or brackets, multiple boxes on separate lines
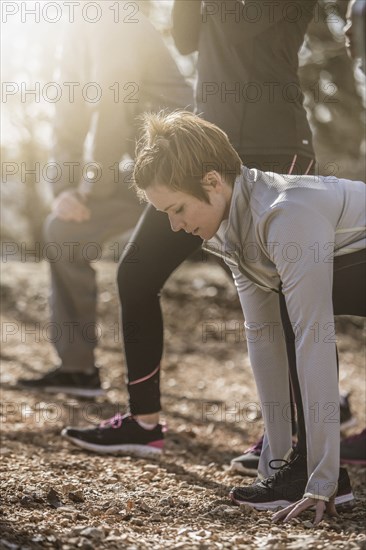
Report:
171,0,202,54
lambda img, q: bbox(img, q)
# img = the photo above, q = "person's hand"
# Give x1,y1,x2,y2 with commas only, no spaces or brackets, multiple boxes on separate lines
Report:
52,190,91,222
272,496,338,526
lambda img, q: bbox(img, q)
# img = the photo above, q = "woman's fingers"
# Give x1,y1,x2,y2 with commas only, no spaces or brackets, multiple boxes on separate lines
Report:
272,501,300,523
282,498,317,523
272,497,337,525
312,500,327,525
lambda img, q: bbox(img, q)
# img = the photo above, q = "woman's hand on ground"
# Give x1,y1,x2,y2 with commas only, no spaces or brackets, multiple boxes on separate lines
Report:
272,496,338,526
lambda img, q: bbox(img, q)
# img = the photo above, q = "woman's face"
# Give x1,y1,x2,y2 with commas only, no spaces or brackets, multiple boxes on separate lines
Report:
145,173,232,241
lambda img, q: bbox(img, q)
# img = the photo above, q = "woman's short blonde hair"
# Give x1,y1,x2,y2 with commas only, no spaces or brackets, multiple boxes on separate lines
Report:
133,111,242,202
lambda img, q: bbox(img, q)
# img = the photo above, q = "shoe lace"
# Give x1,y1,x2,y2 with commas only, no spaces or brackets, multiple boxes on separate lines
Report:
99,413,130,429
244,435,264,455
262,455,304,488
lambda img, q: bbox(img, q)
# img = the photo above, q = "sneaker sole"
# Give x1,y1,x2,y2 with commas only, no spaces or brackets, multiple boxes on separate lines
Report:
230,491,354,510
335,492,355,506
229,462,258,476
230,492,294,510
62,431,163,456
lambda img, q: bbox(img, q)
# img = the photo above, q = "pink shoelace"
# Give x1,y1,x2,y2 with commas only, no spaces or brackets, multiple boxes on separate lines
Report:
99,413,130,429
98,413,167,433
244,435,264,454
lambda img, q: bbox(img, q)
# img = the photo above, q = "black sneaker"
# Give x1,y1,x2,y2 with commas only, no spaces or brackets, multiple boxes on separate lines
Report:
230,453,354,510
230,435,263,475
62,414,165,456
340,429,366,466
340,392,356,431
17,365,104,398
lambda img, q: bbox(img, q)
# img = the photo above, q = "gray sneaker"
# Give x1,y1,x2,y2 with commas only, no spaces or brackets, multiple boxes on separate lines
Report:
230,436,263,476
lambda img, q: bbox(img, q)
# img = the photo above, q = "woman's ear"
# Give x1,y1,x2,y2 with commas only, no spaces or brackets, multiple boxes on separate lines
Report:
202,170,222,190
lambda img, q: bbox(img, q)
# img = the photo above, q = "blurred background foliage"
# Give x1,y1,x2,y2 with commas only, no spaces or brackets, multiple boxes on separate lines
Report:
1,0,365,248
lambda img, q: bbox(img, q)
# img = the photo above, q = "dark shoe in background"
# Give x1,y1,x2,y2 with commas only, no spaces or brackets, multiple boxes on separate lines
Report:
229,435,263,476
340,392,357,431
17,365,105,397
340,429,366,466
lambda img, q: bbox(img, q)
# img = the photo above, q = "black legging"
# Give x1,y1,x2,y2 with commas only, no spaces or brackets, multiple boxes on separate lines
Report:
117,154,316,414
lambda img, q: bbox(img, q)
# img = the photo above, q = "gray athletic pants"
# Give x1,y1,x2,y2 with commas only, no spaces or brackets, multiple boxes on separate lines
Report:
43,189,143,372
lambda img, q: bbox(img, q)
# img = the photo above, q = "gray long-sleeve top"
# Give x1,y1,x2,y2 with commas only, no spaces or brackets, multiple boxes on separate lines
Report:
204,168,366,499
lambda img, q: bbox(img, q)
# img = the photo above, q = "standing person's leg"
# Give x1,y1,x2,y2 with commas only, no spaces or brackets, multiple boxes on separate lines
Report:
332,250,366,466
118,205,202,417
61,204,203,454
19,193,142,396
332,249,366,316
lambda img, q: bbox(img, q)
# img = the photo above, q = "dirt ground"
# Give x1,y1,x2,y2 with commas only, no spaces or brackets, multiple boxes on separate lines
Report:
1,259,365,549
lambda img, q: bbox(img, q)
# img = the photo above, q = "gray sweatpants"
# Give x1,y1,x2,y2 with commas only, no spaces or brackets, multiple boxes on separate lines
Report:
43,190,143,372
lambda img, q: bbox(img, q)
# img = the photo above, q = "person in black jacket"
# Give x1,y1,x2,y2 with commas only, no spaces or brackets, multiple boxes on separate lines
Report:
172,0,316,172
